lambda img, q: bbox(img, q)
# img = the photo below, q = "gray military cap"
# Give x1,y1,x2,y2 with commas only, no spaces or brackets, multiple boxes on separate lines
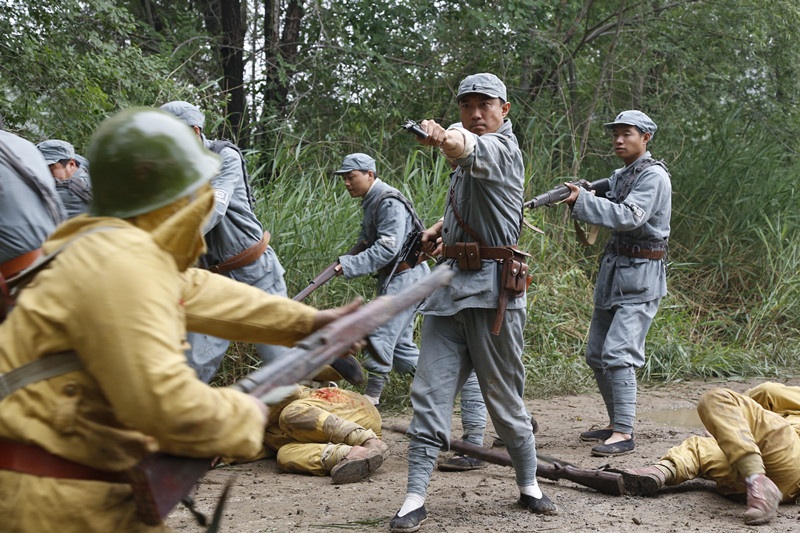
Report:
333,153,376,174
159,100,206,129
37,139,76,165
456,73,507,102
604,110,657,139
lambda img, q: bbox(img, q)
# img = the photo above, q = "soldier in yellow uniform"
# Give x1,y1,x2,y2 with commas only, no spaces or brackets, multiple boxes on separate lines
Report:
621,382,800,526
262,385,388,483
0,108,359,533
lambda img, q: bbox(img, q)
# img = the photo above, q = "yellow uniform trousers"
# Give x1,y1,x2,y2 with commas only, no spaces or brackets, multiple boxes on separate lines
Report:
264,387,382,476
661,383,800,502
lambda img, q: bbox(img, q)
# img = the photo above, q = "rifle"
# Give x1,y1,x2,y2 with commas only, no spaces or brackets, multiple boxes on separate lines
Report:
381,228,424,292
129,267,454,525
292,240,368,302
383,424,625,496
524,178,610,210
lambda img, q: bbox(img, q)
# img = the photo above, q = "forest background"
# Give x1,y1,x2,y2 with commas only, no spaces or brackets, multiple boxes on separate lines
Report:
3,0,800,406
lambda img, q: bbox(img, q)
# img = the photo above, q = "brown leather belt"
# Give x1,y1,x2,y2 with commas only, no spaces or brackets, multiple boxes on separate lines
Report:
378,262,412,277
615,247,665,260
207,231,270,275
441,244,514,261
0,438,129,483
0,249,42,279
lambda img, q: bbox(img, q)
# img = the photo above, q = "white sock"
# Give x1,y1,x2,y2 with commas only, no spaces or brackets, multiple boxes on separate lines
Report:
519,481,543,499
364,394,380,406
397,493,425,516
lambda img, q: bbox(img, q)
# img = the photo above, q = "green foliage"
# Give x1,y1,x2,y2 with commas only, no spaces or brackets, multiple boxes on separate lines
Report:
4,0,800,403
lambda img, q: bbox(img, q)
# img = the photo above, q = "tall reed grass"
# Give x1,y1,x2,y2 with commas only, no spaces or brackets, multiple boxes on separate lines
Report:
213,112,800,408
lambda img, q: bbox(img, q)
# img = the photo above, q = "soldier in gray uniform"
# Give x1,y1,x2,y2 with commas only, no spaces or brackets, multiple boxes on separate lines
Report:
36,139,92,219
331,154,487,457
160,100,290,382
1,130,65,281
563,110,671,457
332,153,431,405
390,73,556,533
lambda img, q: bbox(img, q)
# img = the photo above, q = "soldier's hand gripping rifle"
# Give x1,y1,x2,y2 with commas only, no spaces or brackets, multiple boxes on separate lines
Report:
524,178,610,210
381,228,424,292
129,267,454,526
292,240,368,302
383,424,625,496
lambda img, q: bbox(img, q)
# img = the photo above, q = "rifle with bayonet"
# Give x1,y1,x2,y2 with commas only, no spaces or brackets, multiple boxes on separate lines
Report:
524,178,610,210
384,424,625,496
292,240,368,302
129,267,454,526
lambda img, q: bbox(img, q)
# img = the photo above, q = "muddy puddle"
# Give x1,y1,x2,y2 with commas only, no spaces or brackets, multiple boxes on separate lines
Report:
644,407,703,429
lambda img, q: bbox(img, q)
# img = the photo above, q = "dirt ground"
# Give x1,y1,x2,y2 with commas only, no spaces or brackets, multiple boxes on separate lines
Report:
167,377,800,533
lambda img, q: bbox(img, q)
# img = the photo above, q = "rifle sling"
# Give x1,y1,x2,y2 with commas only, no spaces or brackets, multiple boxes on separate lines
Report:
0,351,84,401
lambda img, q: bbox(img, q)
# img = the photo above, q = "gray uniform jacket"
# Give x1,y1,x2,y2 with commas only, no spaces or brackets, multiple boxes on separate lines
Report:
338,178,427,286
571,151,671,308
199,140,278,284
0,131,65,263
55,167,92,219
421,119,526,316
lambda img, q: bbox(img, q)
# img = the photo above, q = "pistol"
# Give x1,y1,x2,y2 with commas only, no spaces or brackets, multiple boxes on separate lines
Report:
402,119,429,140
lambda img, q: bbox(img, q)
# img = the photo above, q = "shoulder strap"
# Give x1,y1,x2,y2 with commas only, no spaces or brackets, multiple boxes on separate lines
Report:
447,169,489,246
0,226,119,400
370,190,425,233
0,351,83,401
208,139,256,210
615,157,669,203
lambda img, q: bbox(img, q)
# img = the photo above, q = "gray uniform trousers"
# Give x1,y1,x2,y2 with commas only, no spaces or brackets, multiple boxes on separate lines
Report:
186,246,288,383
406,307,536,495
585,298,661,434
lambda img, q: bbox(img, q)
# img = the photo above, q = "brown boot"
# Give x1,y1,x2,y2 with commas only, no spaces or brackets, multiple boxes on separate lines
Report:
743,474,781,525
330,445,384,484
619,466,667,496
361,437,389,458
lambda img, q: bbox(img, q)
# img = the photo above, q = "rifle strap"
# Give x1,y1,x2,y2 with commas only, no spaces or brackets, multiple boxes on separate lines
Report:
573,220,600,246
0,351,83,401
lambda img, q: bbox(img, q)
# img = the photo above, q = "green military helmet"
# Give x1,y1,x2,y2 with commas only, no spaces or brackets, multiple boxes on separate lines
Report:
87,107,221,218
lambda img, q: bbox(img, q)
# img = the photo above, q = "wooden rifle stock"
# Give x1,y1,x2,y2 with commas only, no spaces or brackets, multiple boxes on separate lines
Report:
129,267,454,525
524,178,610,209
292,240,368,302
383,424,625,497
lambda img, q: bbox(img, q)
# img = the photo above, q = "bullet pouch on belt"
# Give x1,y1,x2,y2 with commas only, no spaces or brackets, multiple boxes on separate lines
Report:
454,242,482,270
500,249,529,297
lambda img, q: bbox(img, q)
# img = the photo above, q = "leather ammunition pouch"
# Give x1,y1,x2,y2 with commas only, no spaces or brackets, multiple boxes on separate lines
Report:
500,250,529,296
441,241,482,270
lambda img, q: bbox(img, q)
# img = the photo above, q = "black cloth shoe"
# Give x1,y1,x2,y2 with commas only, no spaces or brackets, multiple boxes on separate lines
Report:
579,428,613,442
437,453,485,472
591,437,635,457
518,493,558,515
389,506,427,532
